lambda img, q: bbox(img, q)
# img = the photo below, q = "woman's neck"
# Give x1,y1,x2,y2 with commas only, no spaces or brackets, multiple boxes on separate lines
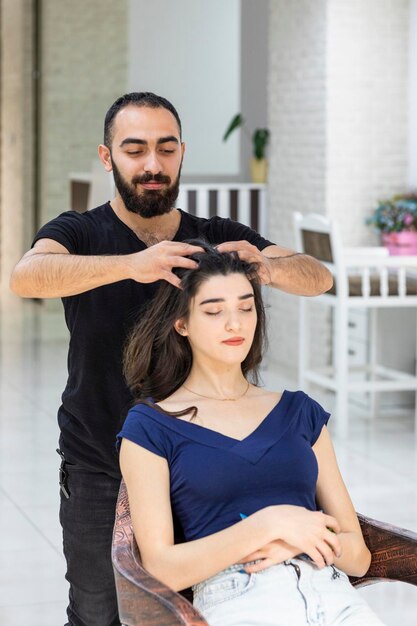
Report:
184,362,248,399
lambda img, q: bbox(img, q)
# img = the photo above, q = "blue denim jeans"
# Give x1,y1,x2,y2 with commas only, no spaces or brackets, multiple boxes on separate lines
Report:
59,459,121,626
192,558,386,626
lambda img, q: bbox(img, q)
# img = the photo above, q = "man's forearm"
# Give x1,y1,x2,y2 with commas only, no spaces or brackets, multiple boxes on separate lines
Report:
10,252,130,298
268,253,333,296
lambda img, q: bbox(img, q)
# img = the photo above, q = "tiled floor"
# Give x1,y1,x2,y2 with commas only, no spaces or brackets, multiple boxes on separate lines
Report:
0,296,416,625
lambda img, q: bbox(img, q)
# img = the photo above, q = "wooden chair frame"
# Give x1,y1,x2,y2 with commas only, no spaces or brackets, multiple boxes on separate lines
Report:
112,481,417,626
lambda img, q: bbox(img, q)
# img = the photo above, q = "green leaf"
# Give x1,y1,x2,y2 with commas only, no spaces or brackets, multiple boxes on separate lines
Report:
223,114,244,142
252,128,270,159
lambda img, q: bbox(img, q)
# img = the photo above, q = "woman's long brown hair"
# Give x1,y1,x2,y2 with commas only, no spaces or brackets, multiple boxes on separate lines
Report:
123,240,267,418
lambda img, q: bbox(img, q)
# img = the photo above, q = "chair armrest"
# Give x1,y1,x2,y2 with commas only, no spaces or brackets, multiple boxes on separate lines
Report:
350,514,417,588
112,482,417,623
112,481,208,626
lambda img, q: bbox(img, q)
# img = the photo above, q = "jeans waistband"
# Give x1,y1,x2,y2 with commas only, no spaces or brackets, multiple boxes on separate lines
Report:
192,559,263,593
191,556,330,594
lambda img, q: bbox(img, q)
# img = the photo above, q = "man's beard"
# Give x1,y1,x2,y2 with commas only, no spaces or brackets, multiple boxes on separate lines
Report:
111,157,181,218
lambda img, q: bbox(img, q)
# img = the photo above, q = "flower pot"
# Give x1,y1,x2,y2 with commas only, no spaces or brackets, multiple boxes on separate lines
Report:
250,158,267,183
381,231,417,255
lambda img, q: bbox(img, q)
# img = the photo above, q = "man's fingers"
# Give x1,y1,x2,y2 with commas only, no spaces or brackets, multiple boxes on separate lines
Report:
212,241,269,269
165,242,204,255
216,240,254,253
233,250,260,263
169,256,199,269
162,271,182,289
216,241,267,267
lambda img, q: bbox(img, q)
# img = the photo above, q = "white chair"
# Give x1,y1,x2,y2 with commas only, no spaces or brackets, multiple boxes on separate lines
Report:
293,212,417,437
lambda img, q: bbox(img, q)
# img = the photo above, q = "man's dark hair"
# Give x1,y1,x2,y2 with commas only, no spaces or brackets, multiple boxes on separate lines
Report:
103,92,182,147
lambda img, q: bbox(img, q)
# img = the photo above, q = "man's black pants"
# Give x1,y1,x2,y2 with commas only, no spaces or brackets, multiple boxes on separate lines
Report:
59,458,121,626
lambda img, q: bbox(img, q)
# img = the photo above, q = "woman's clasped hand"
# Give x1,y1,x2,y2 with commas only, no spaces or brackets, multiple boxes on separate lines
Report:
241,506,342,573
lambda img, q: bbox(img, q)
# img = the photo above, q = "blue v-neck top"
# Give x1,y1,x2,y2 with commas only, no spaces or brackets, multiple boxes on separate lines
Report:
117,391,330,541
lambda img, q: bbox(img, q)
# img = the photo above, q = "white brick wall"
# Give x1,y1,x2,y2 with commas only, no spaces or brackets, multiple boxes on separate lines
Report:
267,0,409,377
267,0,329,377
40,0,128,225
327,0,409,246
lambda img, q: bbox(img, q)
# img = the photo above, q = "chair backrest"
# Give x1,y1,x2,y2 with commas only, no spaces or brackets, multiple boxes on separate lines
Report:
112,480,207,626
293,212,335,263
293,211,348,298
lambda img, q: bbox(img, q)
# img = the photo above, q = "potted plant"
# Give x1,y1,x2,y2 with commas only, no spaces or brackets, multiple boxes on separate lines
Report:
223,114,270,183
366,192,417,255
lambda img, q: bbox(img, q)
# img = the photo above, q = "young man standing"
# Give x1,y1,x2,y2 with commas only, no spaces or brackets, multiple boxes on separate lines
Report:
10,92,332,626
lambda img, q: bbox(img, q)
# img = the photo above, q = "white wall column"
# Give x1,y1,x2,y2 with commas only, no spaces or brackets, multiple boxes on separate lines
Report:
39,0,128,227
408,0,417,187
267,0,328,374
267,0,410,376
0,0,35,289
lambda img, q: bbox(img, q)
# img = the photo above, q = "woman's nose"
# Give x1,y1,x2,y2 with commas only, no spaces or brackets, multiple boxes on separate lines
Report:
225,312,241,331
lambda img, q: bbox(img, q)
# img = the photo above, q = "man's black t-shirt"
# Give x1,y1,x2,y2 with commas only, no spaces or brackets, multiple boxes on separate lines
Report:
33,202,274,477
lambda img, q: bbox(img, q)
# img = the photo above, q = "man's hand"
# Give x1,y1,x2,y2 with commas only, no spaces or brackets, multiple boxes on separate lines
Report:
126,241,204,288
215,240,273,284
216,240,333,295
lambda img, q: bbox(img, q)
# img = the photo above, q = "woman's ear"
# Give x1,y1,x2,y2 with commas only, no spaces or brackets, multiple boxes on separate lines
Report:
174,319,188,337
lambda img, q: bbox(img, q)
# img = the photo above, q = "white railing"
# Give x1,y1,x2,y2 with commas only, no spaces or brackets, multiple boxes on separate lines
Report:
69,172,268,235
177,183,268,235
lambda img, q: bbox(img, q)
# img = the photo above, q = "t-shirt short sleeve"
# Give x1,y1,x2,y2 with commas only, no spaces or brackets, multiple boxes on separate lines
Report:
117,406,168,459
32,211,89,254
304,396,331,445
205,216,274,252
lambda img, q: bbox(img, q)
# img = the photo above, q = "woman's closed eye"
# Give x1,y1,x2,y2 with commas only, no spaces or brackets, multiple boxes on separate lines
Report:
204,307,254,316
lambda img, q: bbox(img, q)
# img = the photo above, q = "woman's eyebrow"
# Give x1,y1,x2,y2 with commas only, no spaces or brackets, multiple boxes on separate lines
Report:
199,293,254,306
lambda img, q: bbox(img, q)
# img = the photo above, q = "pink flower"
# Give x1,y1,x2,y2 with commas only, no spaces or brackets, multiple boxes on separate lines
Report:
404,213,414,226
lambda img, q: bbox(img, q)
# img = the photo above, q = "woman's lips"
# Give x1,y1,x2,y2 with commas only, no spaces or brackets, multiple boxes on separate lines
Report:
222,338,245,346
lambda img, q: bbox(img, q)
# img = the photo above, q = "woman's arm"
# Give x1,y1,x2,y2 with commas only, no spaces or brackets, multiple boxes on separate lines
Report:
120,438,341,591
314,427,371,577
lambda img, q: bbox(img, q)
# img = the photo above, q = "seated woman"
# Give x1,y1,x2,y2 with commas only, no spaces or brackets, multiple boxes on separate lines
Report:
117,241,385,626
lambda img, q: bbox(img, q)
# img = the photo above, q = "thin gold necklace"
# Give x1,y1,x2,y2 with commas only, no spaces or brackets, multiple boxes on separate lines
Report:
182,380,250,402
